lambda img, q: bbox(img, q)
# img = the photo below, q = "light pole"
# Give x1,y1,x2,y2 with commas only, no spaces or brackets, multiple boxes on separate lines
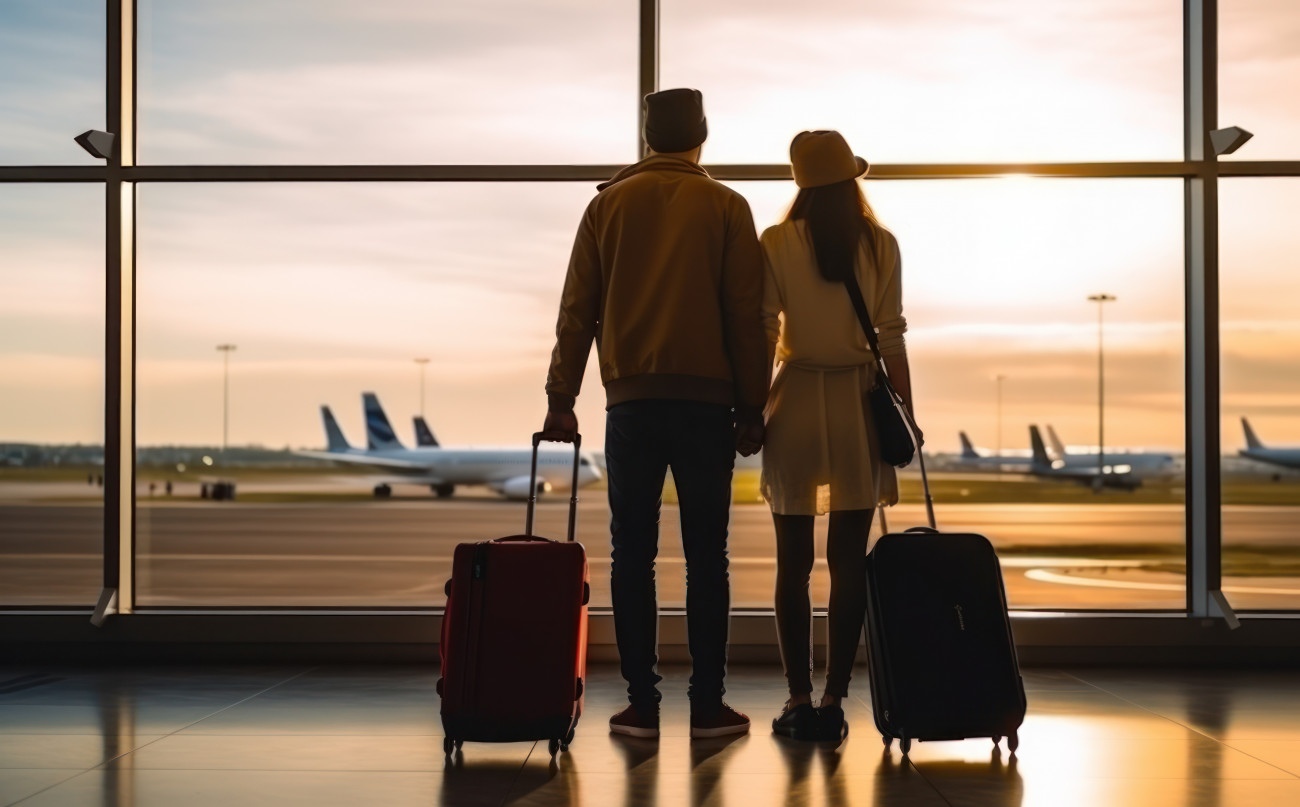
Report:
1087,294,1116,477
216,344,237,453
414,358,430,417
995,374,1006,468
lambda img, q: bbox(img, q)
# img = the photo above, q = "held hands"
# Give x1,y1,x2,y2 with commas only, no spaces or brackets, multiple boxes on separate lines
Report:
540,409,579,443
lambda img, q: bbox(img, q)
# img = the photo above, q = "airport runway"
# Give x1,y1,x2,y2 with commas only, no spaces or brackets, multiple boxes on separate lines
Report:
3,495,1298,609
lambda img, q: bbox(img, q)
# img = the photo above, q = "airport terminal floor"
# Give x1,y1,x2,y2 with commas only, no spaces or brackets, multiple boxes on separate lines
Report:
2,662,1299,807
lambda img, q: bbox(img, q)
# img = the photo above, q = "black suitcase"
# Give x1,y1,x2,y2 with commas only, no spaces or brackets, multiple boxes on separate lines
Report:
843,267,1025,756
864,455,1026,756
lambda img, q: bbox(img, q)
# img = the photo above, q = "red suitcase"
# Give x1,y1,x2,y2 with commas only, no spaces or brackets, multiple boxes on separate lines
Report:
438,433,589,758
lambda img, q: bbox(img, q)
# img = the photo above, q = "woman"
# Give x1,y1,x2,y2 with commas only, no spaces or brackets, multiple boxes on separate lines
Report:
760,130,917,742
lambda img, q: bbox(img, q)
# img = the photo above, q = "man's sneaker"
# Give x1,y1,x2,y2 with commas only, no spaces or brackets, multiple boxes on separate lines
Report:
609,703,660,739
690,702,750,739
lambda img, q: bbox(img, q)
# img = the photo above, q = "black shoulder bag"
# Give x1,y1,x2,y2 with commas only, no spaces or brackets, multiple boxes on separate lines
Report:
842,275,918,469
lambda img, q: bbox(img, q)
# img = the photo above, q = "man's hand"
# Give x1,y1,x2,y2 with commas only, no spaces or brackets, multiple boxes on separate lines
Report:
540,409,579,443
735,422,765,457
734,407,765,457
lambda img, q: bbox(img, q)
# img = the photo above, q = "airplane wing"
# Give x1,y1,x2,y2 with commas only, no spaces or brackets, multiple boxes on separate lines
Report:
294,450,435,473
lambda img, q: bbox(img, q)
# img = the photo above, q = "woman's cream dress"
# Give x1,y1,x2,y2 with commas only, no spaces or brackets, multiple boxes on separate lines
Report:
760,220,908,516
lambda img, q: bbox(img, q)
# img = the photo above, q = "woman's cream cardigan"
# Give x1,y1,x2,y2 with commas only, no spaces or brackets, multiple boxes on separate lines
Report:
759,219,908,515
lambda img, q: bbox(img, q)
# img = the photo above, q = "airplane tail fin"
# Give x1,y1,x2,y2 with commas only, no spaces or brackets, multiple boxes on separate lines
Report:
1045,424,1068,461
321,406,351,451
1242,417,1264,450
959,431,980,459
413,416,439,448
1029,425,1052,468
362,392,404,451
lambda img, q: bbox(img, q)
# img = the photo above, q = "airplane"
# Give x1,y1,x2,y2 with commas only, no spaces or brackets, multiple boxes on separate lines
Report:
297,392,603,499
954,427,1175,481
955,431,1032,469
1029,425,1141,491
1043,425,1176,478
1239,418,1300,471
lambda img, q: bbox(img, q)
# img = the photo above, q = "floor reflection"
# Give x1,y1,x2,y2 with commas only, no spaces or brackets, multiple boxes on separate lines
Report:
908,746,1023,807
3,665,1299,807
94,680,138,807
612,735,660,807
689,733,747,807
774,736,855,807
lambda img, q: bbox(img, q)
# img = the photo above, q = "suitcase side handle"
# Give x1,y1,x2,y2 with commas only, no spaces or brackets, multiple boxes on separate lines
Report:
526,432,582,542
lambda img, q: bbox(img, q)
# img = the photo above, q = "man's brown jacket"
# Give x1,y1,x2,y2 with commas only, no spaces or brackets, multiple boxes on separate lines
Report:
545,156,768,418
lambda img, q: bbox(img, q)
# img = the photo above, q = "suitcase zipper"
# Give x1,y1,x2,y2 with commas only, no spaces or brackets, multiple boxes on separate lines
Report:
461,544,490,709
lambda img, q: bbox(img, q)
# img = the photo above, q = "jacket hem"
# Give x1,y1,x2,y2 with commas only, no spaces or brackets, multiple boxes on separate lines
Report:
605,374,735,408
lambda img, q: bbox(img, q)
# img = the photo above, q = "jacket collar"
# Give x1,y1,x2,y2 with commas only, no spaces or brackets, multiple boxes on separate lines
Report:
597,155,710,191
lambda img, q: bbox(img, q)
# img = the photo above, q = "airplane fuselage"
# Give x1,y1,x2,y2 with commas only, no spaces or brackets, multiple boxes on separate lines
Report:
1239,448,1300,471
1054,451,1175,477
368,446,600,488
301,445,602,497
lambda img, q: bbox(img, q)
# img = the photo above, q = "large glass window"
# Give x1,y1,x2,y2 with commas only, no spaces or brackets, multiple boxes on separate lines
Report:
1219,179,1300,610
1220,1,1300,160
662,0,1182,164
137,0,637,165
0,1,104,165
0,185,105,605
731,177,1186,609
134,182,607,606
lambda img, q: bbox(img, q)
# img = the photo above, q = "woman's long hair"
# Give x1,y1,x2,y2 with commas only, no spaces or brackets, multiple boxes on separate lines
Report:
785,178,882,283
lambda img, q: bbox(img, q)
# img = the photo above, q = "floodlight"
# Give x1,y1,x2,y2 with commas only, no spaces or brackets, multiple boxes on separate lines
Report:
1210,126,1253,156
73,129,116,160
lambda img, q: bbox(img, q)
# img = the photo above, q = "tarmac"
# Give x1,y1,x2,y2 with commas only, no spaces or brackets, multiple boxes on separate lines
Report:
3,484,1298,610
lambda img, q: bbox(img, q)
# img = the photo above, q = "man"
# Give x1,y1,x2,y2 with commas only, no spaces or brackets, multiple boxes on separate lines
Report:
541,88,768,740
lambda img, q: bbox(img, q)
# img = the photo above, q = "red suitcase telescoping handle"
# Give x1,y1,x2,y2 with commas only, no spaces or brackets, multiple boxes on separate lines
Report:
522,431,582,542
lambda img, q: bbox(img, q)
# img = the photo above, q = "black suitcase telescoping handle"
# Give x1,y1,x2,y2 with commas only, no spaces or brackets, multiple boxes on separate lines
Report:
525,432,582,542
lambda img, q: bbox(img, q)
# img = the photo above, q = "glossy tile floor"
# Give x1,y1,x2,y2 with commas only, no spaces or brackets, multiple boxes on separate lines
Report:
2,663,1299,806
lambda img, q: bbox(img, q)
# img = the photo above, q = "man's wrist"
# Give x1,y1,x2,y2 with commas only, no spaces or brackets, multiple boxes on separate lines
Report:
547,392,576,413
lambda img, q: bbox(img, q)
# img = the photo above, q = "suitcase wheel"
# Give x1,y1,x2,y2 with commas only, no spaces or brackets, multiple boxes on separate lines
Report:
992,734,1002,748
1007,731,1019,755
443,737,455,756
548,738,561,757
882,735,892,750
900,737,912,756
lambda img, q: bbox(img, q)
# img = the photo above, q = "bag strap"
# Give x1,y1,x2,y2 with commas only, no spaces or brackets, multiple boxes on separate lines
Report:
842,276,888,373
842,269,937,530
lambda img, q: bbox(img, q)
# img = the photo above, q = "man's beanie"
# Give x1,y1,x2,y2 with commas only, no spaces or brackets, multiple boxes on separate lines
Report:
643,88,708,153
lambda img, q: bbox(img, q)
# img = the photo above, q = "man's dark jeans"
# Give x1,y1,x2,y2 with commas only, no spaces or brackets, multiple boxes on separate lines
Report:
605,399,736,711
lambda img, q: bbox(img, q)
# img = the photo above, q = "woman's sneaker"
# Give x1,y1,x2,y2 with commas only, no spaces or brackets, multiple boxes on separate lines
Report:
609,703,660,739
771,702,818,741
815,703,849,743
689,702,750,739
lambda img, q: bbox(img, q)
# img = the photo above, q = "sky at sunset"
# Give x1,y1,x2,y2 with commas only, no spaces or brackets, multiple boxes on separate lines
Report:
2,0,1299,455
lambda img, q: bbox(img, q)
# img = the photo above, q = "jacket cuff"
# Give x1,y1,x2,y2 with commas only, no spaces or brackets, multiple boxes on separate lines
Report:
547,392,576,413
735,405,765,427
